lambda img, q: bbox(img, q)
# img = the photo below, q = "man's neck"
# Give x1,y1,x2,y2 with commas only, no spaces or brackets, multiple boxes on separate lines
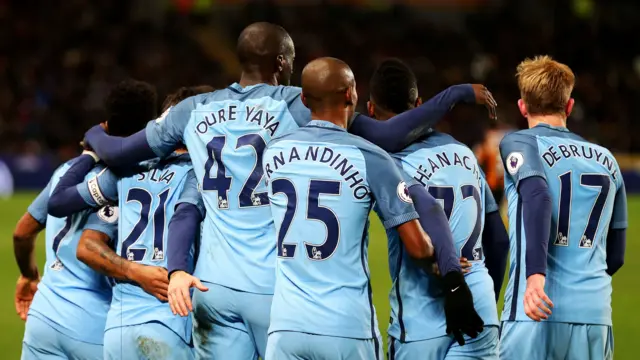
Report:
239,70,278,87
374,109,396,121
312,109,350,129
527,114,567,129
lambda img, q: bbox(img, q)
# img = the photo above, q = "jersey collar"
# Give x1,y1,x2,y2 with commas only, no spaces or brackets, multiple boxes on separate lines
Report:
534,123,570,132
228,82,267,92
307,120,347,132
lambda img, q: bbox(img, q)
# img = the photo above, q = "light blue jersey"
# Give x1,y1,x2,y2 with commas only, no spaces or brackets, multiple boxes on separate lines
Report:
386,131,499,342
79,153,203,344
26,160,112,346
145,83,310,294
264,120,419,344
500,124,627,325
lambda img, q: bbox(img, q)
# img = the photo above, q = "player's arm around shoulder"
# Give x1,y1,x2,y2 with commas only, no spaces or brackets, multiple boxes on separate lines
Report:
78,207,169,302
48,153,104,217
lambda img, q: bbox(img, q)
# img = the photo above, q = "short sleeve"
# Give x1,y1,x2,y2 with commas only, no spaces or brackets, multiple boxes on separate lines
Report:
176,170,205,217
84,205,119,240
499,132,546,188
78,168,119,207
27,181,52,224
392,156,420,187
483,180,499,214
281,86,311,127
362,146,419,229
145,96,198,157
610,180,627,230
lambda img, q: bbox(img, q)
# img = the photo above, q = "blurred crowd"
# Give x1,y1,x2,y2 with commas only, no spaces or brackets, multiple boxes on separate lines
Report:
1,0,639,164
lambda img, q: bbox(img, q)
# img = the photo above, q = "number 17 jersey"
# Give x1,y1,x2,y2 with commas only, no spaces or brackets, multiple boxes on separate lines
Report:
145,83,310,294
500,124,627,325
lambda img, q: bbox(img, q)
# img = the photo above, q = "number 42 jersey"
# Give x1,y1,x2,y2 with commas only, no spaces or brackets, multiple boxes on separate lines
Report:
145,83,310,294
500,124,627,325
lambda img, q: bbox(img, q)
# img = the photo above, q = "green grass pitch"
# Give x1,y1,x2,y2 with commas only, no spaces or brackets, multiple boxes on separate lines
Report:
0,193,638,358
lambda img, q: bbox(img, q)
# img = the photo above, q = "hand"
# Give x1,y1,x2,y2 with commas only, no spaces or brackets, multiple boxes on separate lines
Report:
80,139,93,151
442,271,484,346
168,271,209,317
83,124,107,151
471,84,497,120
524,274,553,321
459,257,472,274
15,275,39,321
129,264,169,302
430,257,472,277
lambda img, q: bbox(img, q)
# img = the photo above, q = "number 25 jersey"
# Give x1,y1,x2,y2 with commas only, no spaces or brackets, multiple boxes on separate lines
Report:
500,124,627,325
263,120,419,339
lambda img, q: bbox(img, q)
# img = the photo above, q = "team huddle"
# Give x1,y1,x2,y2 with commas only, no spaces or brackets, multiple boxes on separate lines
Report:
13,22,626,360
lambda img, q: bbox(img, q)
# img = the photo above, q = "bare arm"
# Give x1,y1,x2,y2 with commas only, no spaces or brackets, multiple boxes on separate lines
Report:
13,213,45,280
77,229,169,301
396,219,434,260
77,229,132,281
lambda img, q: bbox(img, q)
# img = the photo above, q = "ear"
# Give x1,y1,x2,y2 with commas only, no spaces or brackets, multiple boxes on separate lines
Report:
345,87,353,106
301,92,308,107
565,98,575,117
367,101,374,117
517,99,528,118
416,97,423,107
276,55,284,72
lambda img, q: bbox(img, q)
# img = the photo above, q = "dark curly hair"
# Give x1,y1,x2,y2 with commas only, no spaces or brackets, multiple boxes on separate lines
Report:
161,85,215,112
369,58,418,114
105,79,158,137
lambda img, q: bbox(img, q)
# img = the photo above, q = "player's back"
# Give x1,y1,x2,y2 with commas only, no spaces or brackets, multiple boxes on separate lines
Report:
178,83,308,294
387,131,498,342
501,124,623,325
109,153,194,342
264,120,389,339
29,160,112,345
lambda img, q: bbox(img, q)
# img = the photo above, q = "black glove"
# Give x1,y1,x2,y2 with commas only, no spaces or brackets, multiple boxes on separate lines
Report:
442,271,484,346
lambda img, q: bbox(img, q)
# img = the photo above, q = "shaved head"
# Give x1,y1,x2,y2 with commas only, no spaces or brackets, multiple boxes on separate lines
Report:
301,57,357,116
237,22,295,85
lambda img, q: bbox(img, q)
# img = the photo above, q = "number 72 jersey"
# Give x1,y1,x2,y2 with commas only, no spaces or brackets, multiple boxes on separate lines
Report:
386,131,499,342
500,124,627,326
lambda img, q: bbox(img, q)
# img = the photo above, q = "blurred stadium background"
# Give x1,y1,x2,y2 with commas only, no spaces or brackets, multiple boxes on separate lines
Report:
1,0,639,358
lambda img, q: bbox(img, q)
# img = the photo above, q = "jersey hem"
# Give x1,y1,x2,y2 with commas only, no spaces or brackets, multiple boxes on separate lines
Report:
200,280,274,296
104,320,191,344
28,310,105,345
388,324,500,343
268,328,377,340
500,318,612,326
